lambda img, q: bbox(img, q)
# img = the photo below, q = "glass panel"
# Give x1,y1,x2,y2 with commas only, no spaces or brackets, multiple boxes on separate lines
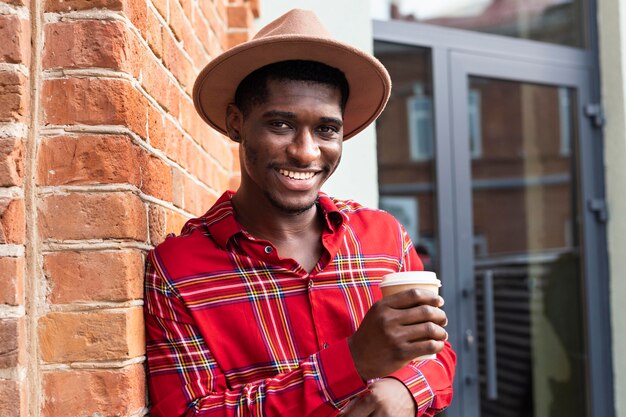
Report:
371,0,586,48
469,77,587,417
374,42,438,273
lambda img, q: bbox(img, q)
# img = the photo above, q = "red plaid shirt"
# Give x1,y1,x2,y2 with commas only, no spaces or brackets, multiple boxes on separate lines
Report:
144,191,455,417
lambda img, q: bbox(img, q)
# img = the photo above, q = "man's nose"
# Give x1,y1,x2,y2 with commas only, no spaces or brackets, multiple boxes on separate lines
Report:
286,129,320,165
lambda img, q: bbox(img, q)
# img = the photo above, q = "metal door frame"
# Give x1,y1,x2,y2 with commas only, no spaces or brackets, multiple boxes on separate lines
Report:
373,20,614,417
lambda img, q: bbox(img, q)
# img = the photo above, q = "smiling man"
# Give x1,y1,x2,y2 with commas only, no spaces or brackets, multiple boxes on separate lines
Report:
144,9,456,417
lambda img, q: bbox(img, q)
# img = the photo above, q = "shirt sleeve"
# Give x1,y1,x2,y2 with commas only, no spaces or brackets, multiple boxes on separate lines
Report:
144,253,368,417
388,223,457,416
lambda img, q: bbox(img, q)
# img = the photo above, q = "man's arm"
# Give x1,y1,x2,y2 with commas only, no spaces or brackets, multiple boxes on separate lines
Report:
346,289,455,416
343,223,456,416
144,255,369,417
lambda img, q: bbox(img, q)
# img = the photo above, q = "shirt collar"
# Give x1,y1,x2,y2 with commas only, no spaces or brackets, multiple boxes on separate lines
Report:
205,191,347,249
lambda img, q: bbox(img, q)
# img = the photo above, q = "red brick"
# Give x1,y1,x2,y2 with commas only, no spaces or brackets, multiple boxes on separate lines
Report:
145,8,163,58
39,308,144,362
183,175,216,216
43,21,133,72
140,152,173,201
0,72,29,123
215,0,227,23
226,30,249,49
0,379,25,417
42,78,148,139
0,198,24,244
148,204,188,245
178,0,191,16
248,0,259,18
168,0,186,42
231,144,240,172
227,4,251,28
44,0,123,12
37,135,142,186
162,127,187,168
181,19,209,69
147,106,165,149
171,168,184,208
192,6,211,50
44,250,144,303
38,192,147,241
162,29,195,93
0,257,24,306
151,0,168,20
123,0,147,37
198,128,233,170
228,172,240,190
43,365,145,417
199,1,224,52
141,56,176,114
0,15,31,65
2,0,28,6
0,318,25,368
0,137,24,187
207,25,223,58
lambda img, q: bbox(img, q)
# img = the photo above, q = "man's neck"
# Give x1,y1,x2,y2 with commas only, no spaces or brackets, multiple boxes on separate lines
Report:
231,191,323,244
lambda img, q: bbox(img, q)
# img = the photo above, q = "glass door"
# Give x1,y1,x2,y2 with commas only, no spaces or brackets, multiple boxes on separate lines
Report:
374,20,613,417
464,76,586,417
448,52,611,417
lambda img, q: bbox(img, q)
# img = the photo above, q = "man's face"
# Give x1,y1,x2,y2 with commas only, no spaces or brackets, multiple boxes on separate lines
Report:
232,79,344,214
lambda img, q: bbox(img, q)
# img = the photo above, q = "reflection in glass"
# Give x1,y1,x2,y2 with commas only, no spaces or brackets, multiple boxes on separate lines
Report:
469,77,587,417
374,42,438,273
371,0,585,48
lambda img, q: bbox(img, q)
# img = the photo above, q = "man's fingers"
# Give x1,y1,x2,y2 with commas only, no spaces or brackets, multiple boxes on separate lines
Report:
403,321,448,342
384,288,443,310
394,304,448,326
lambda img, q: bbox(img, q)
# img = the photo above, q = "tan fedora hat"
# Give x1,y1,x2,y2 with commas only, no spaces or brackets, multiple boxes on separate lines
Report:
192,8,391,141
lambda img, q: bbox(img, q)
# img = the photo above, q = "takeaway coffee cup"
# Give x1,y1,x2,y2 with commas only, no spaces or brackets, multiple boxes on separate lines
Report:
379,271,442,360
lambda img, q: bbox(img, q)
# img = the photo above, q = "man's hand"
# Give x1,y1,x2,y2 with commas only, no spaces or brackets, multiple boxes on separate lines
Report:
340,378,416,417
348,288,448,381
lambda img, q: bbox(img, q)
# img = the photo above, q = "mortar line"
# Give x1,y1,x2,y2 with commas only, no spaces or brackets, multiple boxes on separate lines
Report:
40,70,233,176
26,0,43,415
39,124,228,193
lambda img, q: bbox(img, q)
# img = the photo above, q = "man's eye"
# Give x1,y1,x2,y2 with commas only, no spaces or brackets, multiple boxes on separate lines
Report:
318,126,340,138
270,121,289,128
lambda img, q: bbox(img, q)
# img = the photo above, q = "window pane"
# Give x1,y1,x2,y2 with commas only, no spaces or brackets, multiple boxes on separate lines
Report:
371,0,586,48
469,76,587,417
374,42,438,272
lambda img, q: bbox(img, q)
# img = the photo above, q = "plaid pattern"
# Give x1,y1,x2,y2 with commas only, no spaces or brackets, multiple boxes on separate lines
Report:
144,191,455,417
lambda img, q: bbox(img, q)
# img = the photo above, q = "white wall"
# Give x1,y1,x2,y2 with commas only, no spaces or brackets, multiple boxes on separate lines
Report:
597,1,626,416
255,2,379,208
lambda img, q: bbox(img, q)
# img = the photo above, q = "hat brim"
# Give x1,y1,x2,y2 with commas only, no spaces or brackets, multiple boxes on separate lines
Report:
192,34,391,141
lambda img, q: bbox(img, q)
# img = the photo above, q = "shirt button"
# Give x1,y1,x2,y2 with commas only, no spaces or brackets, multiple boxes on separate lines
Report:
264,246,273,254
322,343,329,349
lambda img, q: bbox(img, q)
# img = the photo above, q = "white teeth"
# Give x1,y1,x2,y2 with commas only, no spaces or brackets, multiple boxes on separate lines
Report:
279,169,315,180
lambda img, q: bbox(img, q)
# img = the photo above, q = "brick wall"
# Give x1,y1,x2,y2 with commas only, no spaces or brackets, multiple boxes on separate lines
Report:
0,0,257,415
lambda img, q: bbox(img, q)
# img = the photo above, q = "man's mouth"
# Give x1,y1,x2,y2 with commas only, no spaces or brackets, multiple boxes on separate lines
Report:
278,169,317,180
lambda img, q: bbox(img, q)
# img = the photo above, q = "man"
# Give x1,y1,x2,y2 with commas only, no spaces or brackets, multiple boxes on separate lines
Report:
144,9,455,417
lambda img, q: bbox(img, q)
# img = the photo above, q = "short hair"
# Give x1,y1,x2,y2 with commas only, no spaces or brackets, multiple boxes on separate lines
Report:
234,60,350,116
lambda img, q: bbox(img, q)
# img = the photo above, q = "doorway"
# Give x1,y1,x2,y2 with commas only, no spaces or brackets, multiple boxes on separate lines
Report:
374,21,613,417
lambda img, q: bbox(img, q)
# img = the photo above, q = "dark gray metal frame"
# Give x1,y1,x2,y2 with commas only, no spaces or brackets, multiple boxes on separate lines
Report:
373,19,614,417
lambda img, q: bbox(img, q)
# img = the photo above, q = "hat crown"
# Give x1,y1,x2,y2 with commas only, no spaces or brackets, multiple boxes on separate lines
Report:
253,9,332,40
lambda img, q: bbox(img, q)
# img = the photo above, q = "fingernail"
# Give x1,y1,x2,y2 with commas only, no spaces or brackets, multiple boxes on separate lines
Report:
438,296,445,307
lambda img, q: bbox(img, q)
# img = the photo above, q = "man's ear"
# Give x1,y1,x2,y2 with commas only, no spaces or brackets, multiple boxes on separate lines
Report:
225,104,243,143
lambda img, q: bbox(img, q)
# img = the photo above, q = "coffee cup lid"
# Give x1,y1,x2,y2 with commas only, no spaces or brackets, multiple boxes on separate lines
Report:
379,271,441,288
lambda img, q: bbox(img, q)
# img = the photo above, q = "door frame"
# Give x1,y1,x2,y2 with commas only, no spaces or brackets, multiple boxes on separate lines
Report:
373,20,614,417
